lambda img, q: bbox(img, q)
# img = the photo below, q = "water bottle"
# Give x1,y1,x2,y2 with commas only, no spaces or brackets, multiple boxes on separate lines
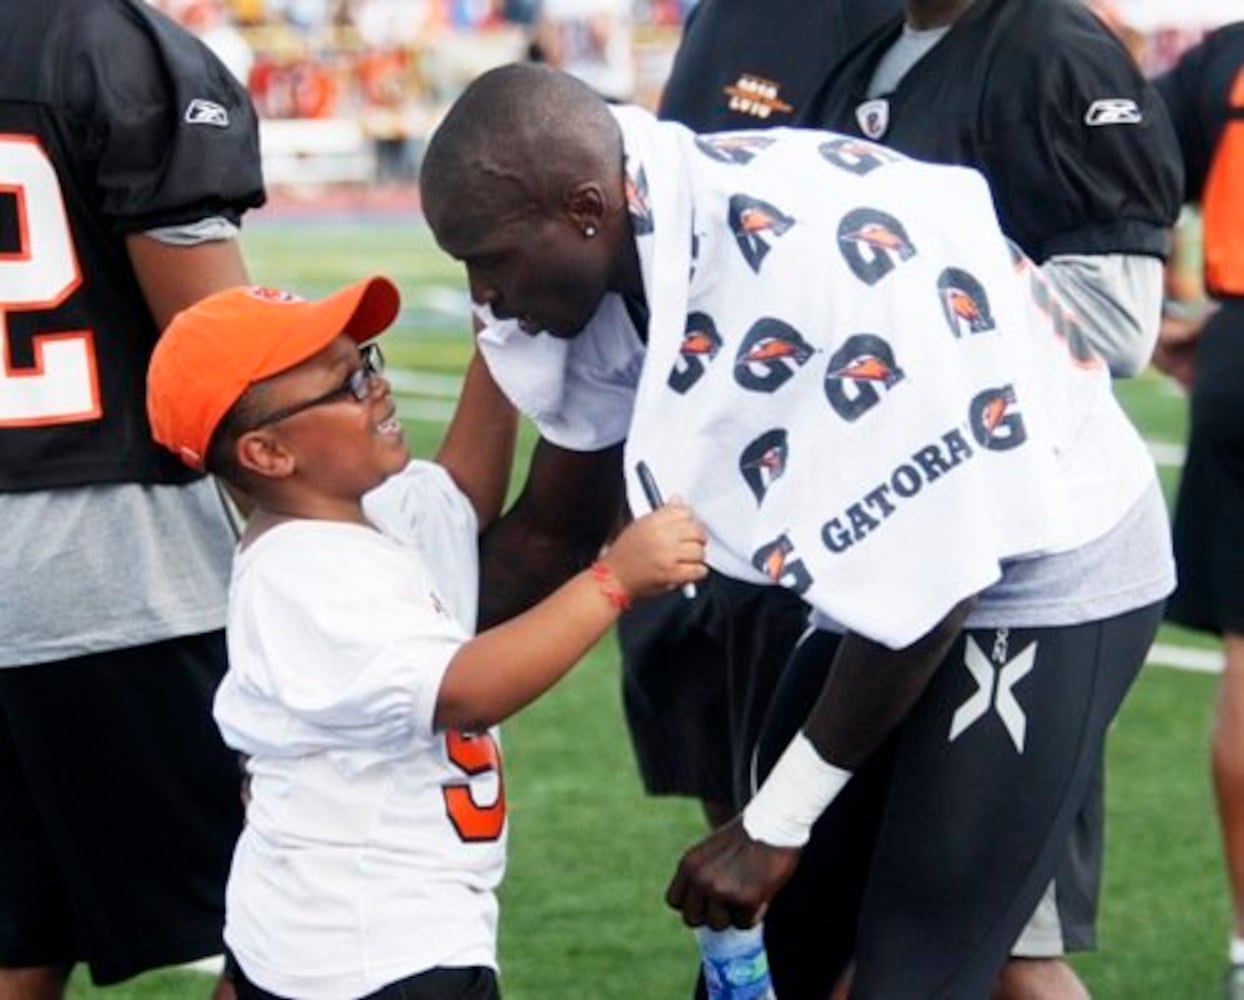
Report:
695,923,778,1000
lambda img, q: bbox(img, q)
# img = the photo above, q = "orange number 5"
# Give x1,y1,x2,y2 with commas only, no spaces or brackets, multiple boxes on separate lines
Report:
443,730,506,842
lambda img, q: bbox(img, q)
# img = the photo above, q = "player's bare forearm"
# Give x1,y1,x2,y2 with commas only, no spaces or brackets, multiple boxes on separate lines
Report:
666,598,975,928
478,517,603,625
804,597,975,769
437,351,518,531
478,439,625,627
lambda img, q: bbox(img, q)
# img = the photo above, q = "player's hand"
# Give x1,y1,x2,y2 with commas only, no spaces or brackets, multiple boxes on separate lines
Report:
601,500,707,599
1152,314,1203,391
665,816,801,930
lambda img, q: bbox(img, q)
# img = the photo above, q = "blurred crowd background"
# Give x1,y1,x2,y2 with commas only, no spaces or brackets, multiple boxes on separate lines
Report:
148,0,1235,192
151,0,692,188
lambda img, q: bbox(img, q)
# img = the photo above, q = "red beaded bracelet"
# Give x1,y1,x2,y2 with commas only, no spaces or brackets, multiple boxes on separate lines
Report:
590,560,632,611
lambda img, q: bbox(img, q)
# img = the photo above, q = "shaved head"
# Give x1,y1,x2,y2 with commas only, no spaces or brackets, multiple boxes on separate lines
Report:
420,63,625,241
420,63,644,339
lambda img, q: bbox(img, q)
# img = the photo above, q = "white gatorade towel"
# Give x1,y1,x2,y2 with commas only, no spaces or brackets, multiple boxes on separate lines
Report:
482,107,1156,649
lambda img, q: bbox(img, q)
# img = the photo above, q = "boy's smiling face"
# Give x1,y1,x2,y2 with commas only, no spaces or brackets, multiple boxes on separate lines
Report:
240,334,409,517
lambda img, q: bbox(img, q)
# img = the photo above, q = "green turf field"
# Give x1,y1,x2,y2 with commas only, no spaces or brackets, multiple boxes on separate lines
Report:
69,217,1226,999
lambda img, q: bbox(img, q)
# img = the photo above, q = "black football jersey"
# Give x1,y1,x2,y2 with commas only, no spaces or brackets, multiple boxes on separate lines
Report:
804,0,1183,263
0,0,265,491
658,0,902,132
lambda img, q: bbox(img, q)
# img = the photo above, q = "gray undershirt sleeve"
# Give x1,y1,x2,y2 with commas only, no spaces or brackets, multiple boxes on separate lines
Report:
144,216,240,245
1041,254,1163,378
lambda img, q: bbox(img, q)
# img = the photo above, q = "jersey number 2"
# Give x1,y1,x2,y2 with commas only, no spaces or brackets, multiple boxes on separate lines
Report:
443,730,506,842
0,134,99,427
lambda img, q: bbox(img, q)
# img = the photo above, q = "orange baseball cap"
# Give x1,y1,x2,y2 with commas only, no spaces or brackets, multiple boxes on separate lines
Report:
147,276,400,470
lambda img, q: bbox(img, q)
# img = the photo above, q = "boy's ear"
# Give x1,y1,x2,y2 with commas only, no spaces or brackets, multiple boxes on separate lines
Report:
236,429,297,480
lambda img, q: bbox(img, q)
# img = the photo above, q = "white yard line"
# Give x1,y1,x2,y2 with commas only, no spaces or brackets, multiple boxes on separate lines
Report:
1147,642,1223,674
183,955,225,975
387,370,462,398
386,379,1215,673
396,398,457,422
1148,440,1186,467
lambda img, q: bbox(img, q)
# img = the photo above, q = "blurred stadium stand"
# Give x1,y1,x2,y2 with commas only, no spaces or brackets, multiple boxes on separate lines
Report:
153,0,1230,192
152,0,690,190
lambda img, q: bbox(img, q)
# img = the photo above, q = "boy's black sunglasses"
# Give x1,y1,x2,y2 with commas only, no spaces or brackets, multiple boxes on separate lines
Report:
250,343,385,429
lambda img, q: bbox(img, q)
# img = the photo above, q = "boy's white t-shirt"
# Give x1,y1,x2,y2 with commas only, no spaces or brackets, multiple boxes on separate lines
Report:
214,461,506,1000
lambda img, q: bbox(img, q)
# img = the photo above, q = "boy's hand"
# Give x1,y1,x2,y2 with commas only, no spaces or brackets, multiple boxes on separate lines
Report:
601,501,707,599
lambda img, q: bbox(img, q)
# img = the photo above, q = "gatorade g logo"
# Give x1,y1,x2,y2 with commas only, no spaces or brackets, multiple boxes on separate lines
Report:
695,134,776,165
734,318,815,393
729,194,795,272
938,268,996,337
818,136,902,176
969,385,1026,451
739,429,789,504
824,334,905,421
668,312,723,394
751,534,812,594
626,164,654,235
838,208,916,285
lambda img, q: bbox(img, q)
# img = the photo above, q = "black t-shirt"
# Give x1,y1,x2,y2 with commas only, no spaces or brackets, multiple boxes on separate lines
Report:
804,0,1183,263
658,0,901,132
0,0,265,491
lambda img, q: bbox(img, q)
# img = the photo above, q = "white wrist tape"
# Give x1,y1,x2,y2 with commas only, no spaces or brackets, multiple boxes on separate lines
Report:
742,733,852,848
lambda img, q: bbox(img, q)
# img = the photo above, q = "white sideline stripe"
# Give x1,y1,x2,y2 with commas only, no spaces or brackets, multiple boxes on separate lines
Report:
387,370,462,397
1147,642,1223,674
397,398,457,422
383,372,1192,468
183,955,225,975
383,374,1212,672
1148,440,1185,467
383,369,1192,464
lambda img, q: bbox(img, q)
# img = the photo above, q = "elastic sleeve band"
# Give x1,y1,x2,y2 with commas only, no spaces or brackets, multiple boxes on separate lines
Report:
742,732,852,848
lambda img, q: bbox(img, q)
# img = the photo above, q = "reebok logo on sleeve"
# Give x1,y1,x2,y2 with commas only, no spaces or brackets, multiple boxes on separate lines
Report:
184,99,230,127
1084,98,1142,126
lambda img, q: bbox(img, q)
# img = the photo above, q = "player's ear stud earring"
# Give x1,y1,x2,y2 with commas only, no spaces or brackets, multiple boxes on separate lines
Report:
584,225,598,238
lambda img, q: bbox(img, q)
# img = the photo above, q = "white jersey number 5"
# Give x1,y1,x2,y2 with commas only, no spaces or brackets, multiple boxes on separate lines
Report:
0,134,99,428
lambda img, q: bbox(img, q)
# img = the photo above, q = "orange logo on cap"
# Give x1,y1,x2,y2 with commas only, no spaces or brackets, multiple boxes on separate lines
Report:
247,286,302,303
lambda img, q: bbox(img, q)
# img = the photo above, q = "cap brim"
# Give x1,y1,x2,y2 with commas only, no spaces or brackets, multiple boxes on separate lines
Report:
330,275,402,344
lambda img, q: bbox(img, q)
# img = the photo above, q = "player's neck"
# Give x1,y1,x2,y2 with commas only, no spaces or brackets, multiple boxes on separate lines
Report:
905,0,975,30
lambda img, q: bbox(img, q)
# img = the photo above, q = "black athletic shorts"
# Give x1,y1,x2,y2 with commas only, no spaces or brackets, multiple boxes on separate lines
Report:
754,603,1163,1000
0,631,244,985
228,956,501,1000
619,571,808,809
1167,300,1244,635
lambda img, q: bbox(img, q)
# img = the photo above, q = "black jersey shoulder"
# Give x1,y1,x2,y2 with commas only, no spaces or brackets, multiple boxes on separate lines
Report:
0,0,264,490
4,0,264,234
809,0,1181,260
659,0,901,132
